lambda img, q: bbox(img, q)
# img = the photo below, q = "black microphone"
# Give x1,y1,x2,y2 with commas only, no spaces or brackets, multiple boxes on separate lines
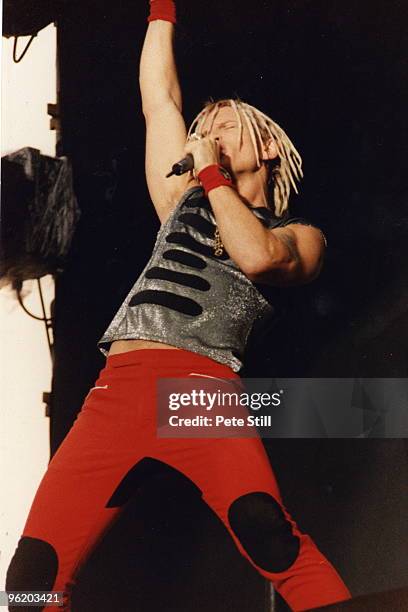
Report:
166,153,194,178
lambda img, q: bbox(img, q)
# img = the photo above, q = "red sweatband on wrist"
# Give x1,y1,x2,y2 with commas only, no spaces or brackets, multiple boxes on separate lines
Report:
197,165,233,197
148,0,176,24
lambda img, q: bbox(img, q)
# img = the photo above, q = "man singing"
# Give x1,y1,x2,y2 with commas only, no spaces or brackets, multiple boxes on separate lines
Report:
6,2,351,610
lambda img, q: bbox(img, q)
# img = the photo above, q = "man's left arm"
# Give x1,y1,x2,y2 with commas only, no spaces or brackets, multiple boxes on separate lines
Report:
206,185,326,287
248,223,326,287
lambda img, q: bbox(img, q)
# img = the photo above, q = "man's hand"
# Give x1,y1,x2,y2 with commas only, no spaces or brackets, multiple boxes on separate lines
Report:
184,135,221,174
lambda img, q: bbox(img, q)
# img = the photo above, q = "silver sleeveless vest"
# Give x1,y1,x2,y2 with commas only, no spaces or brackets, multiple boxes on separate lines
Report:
98,186,318,372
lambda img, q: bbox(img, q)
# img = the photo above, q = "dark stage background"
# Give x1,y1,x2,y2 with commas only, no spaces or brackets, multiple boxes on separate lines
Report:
6,0,408,610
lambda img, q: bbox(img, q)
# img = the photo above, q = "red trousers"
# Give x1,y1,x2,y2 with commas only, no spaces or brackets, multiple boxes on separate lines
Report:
7,349,351,611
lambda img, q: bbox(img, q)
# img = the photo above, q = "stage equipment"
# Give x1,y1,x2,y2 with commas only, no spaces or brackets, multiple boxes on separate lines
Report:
2,0,62,39
1,147,80,286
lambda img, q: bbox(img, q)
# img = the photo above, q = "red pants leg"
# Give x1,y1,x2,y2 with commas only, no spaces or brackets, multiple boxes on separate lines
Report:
7,354,156,611
157,432,351,611
142,350,352,611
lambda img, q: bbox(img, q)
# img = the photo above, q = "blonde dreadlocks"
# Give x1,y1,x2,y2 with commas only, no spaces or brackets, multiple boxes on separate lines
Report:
187,99,303,217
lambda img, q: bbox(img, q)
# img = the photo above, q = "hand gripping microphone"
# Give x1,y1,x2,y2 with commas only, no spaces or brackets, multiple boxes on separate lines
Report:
166,153,194,178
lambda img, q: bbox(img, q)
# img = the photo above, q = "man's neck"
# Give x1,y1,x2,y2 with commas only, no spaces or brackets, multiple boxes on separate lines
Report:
234,167,269,209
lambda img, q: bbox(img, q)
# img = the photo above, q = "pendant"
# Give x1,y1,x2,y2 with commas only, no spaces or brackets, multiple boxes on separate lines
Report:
214,226,224,256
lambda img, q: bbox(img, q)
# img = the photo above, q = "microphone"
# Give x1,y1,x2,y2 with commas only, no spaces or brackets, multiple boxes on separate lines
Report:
166,153,194,178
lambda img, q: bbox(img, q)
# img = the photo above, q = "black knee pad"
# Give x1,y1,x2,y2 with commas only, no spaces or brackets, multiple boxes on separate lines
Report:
228,492,300,573
6,536,58,611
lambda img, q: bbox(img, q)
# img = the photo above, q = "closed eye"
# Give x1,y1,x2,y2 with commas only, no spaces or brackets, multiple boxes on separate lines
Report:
217,122,237,130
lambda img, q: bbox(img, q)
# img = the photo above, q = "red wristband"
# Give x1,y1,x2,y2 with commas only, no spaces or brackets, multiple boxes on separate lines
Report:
148,0,176,24
197,165,233,197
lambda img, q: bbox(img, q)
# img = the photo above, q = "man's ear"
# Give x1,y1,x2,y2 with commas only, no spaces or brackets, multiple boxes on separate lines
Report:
260,137,278,161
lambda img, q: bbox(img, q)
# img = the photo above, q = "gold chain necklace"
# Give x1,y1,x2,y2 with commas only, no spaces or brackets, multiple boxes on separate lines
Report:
213,226,224,256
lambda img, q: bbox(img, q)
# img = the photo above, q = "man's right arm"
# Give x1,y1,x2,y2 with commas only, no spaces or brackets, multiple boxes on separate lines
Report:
139,13,197,225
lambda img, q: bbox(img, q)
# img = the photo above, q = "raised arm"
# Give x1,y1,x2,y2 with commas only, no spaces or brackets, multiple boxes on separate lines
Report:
140,2,196,224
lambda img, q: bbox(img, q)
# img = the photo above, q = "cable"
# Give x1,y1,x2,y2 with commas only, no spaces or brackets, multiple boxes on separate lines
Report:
36,278,54,362
16,277,55,364
16,286,51,322
13,35,36,63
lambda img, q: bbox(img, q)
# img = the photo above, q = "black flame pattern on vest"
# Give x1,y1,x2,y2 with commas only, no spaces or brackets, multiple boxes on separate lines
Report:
130,199,218,316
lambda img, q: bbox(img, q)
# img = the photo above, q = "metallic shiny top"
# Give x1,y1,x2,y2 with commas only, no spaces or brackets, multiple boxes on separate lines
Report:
98,186,321,372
